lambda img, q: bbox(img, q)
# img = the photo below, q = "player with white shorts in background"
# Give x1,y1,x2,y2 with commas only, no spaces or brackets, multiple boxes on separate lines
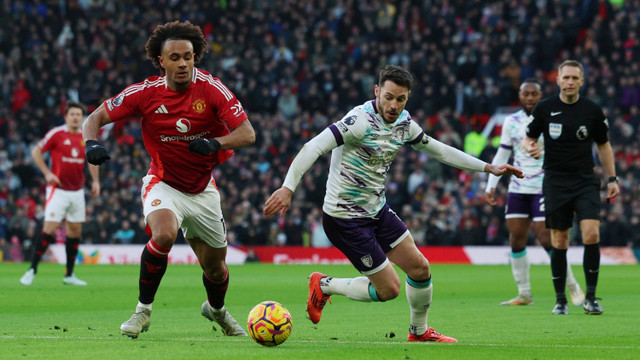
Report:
20,101,100,286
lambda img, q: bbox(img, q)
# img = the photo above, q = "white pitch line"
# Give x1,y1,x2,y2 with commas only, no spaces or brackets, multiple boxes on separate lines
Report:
0,336,638,350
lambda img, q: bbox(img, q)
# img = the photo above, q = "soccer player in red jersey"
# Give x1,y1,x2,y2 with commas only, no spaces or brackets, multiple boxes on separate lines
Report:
20,101,100,286
82,21,255,338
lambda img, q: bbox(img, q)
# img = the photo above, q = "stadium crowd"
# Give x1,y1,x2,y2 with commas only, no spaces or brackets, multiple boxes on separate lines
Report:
1,0,640,261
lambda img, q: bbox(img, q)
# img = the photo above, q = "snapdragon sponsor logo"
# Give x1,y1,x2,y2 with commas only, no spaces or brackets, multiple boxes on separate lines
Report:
62,156,85,164
160,130,211,142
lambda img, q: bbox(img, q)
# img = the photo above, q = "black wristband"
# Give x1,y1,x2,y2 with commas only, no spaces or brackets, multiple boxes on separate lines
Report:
607,176,618,183
207,138,221,152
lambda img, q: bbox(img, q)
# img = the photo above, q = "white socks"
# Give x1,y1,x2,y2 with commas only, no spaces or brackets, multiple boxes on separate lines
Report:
406,279,432,336
136,301,152,312
512,249,579,295
321,276,374,302
511,250,531,296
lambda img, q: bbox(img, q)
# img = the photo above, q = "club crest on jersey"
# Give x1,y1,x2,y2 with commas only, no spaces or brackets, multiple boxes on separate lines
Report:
361,254,373,268
576,125,588,140
549,123,562,139
192,99,206,113
151,199,161,206
176,118,191,133
113,93,125,106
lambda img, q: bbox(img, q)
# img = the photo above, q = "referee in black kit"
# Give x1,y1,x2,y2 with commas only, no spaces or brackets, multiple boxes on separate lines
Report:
523,60,620,316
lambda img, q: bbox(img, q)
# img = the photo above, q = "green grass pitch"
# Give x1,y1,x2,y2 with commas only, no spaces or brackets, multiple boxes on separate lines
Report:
1,262,638,359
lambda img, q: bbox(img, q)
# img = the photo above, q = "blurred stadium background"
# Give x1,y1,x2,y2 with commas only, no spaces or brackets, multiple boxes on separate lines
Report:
1,0,639,264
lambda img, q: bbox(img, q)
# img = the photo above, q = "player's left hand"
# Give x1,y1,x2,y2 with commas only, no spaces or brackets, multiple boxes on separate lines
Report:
485,188,497,206
486,164,524,178
188,138,221,156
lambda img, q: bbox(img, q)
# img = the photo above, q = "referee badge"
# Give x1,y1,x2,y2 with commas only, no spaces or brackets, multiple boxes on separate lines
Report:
549,123,562,139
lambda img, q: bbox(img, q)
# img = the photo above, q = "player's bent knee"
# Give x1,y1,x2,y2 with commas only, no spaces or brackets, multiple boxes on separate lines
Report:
377,284,401,301
406,262,430,282
150,229,178,248
204,267,227,282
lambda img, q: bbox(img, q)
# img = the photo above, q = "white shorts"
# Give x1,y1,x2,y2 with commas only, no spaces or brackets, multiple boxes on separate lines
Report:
141,175,227,248
44,186,86,223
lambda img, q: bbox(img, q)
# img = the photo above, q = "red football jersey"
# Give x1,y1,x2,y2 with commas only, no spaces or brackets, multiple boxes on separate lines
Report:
38,125,86,191
104,68,248,194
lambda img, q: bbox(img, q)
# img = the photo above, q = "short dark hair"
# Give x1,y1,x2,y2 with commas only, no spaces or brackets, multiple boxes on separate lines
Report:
522,78,542,88
558,60,584,77
65,101,85,115
378,65,413,91
145,21,208,74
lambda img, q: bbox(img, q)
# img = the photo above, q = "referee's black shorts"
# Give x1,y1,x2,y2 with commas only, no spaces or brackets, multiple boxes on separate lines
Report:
543,172,601,231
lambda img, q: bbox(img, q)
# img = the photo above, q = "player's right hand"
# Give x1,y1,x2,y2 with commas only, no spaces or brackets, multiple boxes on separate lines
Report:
263,187,294,217
85,140,111,165
45,172,62,186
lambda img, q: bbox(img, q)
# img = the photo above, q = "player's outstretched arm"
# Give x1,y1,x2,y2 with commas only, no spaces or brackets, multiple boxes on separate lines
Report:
263,127,338,217
263,187,294,217
418,136,524,178
484,164,524,179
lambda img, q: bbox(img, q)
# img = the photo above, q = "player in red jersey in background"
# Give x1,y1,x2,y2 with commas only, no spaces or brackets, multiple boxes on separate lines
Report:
82,21,255,339
20,101,100,286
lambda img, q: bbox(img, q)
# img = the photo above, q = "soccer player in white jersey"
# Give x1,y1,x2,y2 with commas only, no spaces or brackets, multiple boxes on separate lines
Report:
485,79,584,306
264,65,523,342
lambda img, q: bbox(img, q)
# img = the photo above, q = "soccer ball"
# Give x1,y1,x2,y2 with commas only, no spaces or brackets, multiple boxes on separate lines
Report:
246,301,293,347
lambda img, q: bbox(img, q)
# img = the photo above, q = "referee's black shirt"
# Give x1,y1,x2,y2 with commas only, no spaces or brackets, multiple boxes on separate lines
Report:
526,95,609,174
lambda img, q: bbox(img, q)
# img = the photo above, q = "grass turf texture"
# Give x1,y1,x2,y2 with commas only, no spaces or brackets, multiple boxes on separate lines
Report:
1,262,638,360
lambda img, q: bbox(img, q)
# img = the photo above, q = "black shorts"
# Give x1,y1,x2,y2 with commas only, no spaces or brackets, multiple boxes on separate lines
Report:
543,172,600,230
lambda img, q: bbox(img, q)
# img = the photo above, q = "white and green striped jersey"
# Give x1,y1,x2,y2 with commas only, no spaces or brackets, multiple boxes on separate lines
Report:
500,109,544,194
323,100,425,218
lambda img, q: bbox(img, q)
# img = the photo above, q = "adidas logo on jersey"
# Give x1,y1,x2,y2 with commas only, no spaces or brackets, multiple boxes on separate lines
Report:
155,104,168,114
63,139,71,145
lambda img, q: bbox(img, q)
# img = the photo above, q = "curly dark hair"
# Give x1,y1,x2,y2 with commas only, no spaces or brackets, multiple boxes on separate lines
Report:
378,65,413,91
145,21,208,74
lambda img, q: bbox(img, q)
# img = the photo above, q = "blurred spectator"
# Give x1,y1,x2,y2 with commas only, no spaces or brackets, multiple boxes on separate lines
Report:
113,219,136,245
